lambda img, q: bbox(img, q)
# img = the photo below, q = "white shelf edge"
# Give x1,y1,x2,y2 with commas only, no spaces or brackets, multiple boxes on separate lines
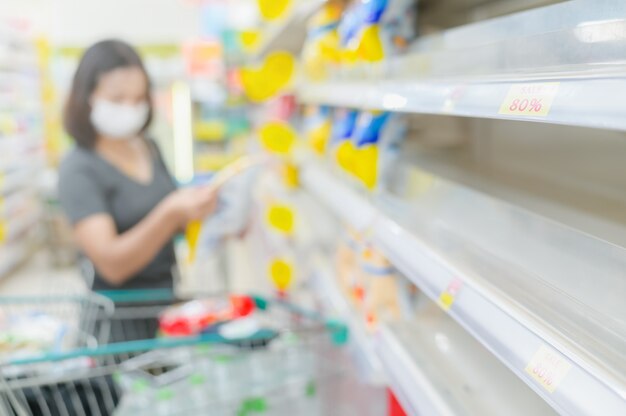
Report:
298,76,626,132
300,160,626,416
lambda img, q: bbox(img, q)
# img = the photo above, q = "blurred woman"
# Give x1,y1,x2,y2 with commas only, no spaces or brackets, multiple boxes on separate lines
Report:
59,39,215,294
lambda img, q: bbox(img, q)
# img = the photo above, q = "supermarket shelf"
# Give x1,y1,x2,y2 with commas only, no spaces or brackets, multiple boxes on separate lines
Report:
300,160,626,415
1,207,41,244
377,306,557,416
0,240,29,280
310,257,385,385
252,0,324,61
298,0,626,131
299,76,626,131
0,187,37,217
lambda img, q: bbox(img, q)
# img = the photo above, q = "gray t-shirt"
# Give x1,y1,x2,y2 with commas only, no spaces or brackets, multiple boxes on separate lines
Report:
58,140,177,291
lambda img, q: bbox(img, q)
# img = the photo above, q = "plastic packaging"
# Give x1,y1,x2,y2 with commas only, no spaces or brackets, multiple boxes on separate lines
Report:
358,243,402,331
159,295,256,336
338,0,417,68
329,109,359,175
302,105,333,155
0,312,69,359
302,2,344,80
352,111,407,192
335,226,362,302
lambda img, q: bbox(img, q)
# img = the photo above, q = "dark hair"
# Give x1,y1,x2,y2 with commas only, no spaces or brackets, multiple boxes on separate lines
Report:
64,39,153,148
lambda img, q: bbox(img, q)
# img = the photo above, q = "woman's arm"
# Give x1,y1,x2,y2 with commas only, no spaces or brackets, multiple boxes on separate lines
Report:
72,187,216,286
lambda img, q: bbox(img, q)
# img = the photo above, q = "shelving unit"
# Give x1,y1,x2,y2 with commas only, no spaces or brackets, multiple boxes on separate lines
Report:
300,157,626,415
0,26,44,280
376,305,557,416
299,0,626,132
290,1,626,414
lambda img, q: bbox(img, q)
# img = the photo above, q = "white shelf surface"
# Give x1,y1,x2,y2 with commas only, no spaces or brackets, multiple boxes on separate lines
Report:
298,0,626,132
300,160,626,415
377,305,557,416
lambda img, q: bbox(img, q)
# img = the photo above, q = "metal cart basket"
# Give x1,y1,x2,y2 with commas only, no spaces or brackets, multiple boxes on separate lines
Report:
0,292,349,416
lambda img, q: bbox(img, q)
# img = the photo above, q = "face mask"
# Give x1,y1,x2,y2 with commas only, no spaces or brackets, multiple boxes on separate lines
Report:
90,99,149,140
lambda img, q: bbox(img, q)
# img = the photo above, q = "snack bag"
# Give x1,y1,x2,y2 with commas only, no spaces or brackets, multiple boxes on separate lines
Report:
340,0,417,65
330,109,359,175
302,2,344,80
336,226,363,300
359,243,402,331
351,111,406,191
302,105,333,155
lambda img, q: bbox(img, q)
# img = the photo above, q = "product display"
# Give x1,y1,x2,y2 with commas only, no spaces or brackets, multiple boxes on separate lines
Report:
301,2,343,80
302,105,333,155
2,1,625,415
0,27,44,280
337,0,416,69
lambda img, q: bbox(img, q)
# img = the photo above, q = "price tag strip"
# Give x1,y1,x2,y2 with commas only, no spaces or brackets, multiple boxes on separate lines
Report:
438,278,463,311
499,82,560,117
525,345,572,393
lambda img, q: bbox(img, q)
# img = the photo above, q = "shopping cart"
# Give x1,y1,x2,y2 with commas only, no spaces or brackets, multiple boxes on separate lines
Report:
0,293,349,416
95,289,180,344
0,292,115,352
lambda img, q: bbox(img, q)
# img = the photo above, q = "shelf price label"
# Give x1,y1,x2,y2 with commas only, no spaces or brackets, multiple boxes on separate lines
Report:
525,345,572,393
498,82,560,117
438,278,463,311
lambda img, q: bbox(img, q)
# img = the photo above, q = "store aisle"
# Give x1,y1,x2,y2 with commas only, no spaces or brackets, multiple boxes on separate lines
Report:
0,250,85,296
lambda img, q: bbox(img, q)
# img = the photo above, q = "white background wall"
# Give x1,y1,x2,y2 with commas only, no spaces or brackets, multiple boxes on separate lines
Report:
1,0,202,45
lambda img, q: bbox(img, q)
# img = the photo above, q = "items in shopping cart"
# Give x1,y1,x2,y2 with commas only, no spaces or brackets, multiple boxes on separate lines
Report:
0,294,112,362
0,312,69,359
1,293,349,416
158,294,256,336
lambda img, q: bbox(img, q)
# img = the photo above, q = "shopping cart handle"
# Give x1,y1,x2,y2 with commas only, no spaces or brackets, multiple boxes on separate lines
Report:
96,288,176,303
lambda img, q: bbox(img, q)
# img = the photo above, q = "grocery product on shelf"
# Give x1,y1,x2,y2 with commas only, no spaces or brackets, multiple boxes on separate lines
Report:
351,111,390,189
303,105,333,155
335,226,362,302
354,111,407,192
258,120,298,155
0,26,44,280
241,50,296,102
257,0,294,22
337,0,416,70
358,242,401,331
329,108,359,175
301,1,344,80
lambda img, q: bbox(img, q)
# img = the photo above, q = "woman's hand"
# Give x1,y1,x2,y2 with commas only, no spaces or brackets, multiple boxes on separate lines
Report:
164,186,219,227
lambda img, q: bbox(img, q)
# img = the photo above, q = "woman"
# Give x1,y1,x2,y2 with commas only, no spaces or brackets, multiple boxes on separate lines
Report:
59,39,216,294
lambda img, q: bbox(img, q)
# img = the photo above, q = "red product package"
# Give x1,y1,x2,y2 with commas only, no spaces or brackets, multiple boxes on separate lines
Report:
159,295,255,336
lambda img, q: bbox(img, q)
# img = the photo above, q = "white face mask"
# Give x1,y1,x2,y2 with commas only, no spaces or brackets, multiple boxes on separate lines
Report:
90,99,149,140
